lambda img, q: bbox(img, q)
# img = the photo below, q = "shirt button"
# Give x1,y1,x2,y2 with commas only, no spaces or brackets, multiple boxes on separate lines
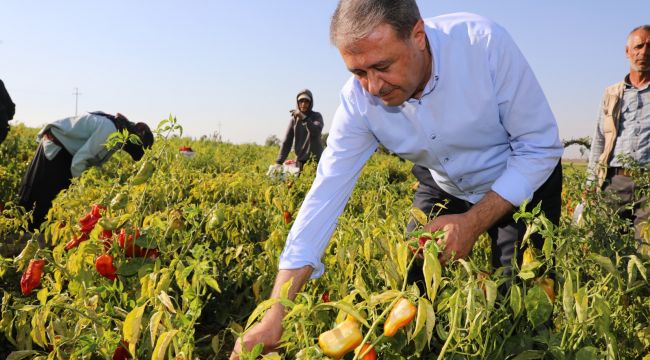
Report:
443,157,449,162
458,178,463,183
430,134,437,140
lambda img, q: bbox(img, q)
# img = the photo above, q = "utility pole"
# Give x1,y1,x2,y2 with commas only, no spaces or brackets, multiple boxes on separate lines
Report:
73,87,82,116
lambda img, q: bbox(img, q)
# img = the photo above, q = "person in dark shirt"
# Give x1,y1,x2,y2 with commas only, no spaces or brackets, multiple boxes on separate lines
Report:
0,79,16,144
275,89,324,171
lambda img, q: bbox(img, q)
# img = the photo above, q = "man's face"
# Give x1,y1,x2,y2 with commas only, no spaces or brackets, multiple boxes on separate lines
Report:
626,29,650,73
338,20,430,106
298,99,311,113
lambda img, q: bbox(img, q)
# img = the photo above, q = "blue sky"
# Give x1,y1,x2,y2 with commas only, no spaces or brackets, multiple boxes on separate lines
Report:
0,1,647,158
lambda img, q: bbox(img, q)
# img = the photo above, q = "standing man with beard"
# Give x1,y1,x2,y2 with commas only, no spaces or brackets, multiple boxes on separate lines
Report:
232,0,562,357
274,89,324,171
587,25,650,256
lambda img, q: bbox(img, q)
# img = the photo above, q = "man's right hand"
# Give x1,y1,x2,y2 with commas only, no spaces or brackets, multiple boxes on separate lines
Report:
229,314,283,359
229,267,314,359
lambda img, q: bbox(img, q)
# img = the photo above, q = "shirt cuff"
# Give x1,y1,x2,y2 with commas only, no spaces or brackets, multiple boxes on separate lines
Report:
278,258,323,279
491,168,533,206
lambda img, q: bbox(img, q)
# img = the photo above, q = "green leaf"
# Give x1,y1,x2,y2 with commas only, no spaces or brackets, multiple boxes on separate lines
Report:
589,254,620,284
423,245,441,302
313,301,370,328
123,305,146,354
562,270,574,322
575,346,599,360
483,279,497,309
245,298,278,330
152,330,178,360
511,350,545,360
410,207,429,226
117,258,153,277
6,351,41,360
524,286,553,328
149,310,164,347
510,284,522,318
203,276,221,293
574,287,588,323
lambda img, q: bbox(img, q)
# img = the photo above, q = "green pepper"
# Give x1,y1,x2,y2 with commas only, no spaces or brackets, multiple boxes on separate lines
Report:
131,160,155,185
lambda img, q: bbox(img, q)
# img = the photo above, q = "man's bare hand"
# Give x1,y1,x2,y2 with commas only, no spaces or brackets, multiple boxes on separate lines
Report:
230,317,283,360
425,213,479,265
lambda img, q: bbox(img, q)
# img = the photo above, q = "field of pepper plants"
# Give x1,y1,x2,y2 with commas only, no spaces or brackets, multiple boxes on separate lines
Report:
0,117,649,360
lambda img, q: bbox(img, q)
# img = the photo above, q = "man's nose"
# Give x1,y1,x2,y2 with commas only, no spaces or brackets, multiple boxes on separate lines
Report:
366,71,385,96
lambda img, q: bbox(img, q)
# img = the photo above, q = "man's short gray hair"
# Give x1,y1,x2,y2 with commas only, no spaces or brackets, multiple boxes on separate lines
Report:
627,25,650,45
330,0,422,49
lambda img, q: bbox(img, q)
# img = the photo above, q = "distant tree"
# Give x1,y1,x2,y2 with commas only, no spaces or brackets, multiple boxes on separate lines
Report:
265,134,281,147
563,137,591,157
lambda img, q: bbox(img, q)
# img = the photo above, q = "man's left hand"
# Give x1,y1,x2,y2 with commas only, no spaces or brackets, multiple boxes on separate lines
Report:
424,213,480,265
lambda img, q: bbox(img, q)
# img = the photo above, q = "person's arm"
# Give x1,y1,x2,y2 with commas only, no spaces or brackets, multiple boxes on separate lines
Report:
0,111,8,144
0,80,15,120
70,119,117,177
426,191,513,264
231,82,378,358
487,25,563,208
276,117,295,164
428,24,562,262
230,267,312,359
586,100,606,186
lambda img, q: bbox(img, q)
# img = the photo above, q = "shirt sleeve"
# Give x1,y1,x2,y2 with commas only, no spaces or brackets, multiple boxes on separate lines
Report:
70,120,117,177
276,118,295,164
586,97,606,185
487,26,563,206
278,90,379,278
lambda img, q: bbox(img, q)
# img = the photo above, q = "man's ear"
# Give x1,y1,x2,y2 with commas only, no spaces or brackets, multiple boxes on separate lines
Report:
411,19,426,50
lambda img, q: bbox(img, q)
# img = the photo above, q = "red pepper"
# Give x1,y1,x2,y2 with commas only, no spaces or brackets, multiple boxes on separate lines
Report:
118,228,158,258
355,343,377,360
383,298,417,337
321,291,330,303
99,229,114,251
282,210,292,225
64,232,89,251
95,254,117,280
112,340,131,360
118,228,141,257
78,204,105,233
21,259,46,295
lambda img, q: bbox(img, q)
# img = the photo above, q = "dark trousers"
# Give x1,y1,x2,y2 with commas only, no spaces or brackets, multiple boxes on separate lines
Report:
18,142,73,231
602,170,650,243
408,162,562,275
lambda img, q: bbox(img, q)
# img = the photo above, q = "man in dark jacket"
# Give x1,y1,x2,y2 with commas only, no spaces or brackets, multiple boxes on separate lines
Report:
275,89,324,170
0,79,16,144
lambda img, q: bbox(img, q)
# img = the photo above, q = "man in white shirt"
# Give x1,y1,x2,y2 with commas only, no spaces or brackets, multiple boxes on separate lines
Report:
231,0,562,357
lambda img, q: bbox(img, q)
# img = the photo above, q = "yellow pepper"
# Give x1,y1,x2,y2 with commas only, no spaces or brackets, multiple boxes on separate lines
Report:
318,317,363,359
384,298,417,337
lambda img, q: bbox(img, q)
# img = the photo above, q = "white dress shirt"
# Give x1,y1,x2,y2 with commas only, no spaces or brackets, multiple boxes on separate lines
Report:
279,12,563,278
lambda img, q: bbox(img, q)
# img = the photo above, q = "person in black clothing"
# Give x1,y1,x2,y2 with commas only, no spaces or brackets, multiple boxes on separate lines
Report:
18,111,154,230
275,89,324,171
0,80,16,144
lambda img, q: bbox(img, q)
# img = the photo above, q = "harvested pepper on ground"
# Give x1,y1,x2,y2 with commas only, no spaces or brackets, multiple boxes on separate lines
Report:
318,317,363,359
21,259,46,295
95,254,117,280
384,298,417,337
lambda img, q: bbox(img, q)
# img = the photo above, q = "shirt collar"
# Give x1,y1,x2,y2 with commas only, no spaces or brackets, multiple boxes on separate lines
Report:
624,74,650,91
